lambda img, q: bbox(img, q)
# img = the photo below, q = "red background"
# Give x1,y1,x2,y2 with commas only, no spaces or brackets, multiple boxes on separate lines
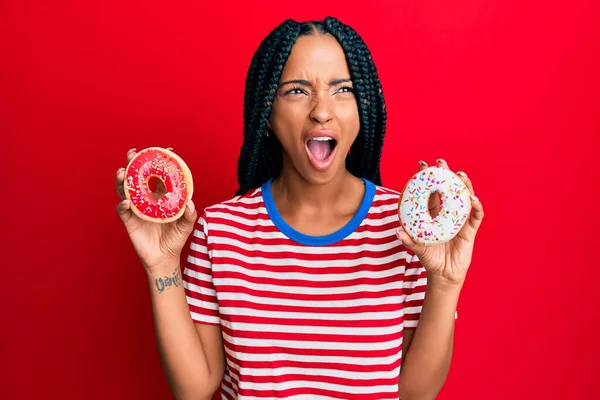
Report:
2,1,599,399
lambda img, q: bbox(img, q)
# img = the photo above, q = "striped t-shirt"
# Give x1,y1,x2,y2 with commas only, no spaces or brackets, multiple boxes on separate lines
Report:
182,178,428,400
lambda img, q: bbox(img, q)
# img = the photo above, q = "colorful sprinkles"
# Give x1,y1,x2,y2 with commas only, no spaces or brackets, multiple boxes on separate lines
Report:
124,148,191,221
398,166,471,245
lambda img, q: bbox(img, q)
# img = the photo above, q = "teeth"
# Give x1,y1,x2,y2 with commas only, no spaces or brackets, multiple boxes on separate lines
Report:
311,137,333,141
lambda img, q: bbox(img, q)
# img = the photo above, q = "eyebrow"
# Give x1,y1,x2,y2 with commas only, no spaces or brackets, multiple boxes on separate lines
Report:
279,78,352,87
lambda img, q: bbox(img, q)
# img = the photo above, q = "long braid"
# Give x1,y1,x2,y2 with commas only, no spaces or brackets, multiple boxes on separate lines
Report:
236,17,387,196
364,34,387,184
255,24,302,187
324,17,386,184
237,19,297,195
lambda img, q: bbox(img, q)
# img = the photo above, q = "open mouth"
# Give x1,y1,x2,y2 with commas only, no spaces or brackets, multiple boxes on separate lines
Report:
307,137,337,161
306,136,338,171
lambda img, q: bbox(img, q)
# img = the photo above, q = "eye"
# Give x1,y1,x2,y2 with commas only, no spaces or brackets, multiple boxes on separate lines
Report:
335,86,355,94
284,86,307,96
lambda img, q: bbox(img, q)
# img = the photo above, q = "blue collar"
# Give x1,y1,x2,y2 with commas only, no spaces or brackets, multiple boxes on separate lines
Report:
261,177,376,246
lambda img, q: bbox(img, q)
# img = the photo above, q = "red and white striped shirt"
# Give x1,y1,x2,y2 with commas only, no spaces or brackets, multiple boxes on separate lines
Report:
183,178,428,399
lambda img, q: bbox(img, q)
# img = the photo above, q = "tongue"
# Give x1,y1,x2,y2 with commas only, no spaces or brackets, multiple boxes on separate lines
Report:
307,140,331,161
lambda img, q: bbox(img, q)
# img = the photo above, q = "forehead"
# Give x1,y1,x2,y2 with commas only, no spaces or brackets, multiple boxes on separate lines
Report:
280,34,350,80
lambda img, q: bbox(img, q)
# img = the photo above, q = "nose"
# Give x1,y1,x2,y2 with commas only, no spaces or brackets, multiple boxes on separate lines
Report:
309,95,333,125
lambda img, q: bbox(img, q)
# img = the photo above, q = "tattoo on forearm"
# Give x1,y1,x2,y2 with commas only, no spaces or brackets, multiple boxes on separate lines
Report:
155,267,182,294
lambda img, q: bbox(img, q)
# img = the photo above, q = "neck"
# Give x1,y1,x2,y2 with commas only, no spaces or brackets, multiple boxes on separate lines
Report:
270,156,362,212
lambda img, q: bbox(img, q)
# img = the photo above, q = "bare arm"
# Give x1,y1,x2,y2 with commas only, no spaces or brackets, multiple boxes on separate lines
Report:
114,149,225,399
401,328,415,361
148,261,225,400
398,277,460,400
396,159,484,399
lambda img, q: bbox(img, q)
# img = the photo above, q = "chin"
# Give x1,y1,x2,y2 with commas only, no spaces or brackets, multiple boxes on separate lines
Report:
297,158,348,186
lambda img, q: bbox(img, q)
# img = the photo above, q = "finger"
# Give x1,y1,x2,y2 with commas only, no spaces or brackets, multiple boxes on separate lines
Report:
396,227,426,255
118,148,137,200
456,171,475,196
468,195,484,231
116,199,133,224
436,158,449,169
182,199,198,224
115,167,126,200
469,196,485,231
126,148,137,166
418,160,428,171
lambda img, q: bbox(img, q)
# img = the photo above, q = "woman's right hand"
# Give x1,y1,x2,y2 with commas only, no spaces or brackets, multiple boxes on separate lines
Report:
115,148,198,272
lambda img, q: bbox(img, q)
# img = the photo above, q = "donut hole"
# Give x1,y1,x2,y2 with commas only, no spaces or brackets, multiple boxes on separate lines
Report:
148,176,167,200
428,191,443,218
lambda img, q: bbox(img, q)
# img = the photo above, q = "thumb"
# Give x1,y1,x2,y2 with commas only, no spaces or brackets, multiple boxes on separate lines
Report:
396,227,426,256
181,199,198,226
174,200,197,240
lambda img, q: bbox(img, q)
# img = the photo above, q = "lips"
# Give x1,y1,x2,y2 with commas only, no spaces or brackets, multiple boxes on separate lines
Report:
304,130,339,171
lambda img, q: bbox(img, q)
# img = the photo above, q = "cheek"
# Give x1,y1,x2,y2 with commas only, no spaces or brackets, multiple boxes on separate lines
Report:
270,106,304,149
271,102,307,138
336,102,360,134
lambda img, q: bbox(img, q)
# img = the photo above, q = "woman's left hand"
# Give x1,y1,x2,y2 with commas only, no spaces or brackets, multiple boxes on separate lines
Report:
396,159,485,287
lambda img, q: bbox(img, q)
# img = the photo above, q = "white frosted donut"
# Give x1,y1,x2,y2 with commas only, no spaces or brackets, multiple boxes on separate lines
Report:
398,166,471,245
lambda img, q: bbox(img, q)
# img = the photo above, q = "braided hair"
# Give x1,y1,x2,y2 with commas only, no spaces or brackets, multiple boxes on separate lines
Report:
235,17,387,196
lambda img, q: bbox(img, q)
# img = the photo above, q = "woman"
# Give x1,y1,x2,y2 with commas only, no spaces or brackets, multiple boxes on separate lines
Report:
115,17,484,400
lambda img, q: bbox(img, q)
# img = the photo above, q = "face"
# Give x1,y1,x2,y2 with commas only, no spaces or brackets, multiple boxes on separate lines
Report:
269,33,360,185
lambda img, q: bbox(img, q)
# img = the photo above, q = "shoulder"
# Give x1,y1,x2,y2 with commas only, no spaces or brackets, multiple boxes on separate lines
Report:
358,181,402,225
199,186,265,225
370,182,402,207
373,183,401,198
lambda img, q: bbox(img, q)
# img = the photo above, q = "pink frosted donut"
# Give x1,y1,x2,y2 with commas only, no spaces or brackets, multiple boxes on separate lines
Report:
398,166,471,245
124,147,193,223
